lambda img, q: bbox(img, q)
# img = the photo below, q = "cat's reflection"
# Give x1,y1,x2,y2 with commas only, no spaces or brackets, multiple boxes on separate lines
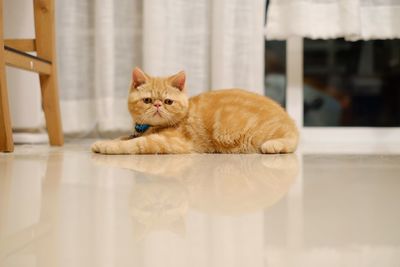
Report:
92,154,299,239
186,154,298,214
130,173,188,240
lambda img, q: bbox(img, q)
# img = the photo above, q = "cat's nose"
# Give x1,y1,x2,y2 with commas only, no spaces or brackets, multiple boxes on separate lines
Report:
154,103,162,108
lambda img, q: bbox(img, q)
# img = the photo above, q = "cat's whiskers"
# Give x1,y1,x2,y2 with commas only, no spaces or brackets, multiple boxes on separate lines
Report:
152,108,164,117
136,109,153,124
160,110,176,124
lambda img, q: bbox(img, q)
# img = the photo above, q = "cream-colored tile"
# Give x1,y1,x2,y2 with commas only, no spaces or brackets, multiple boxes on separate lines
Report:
0,144,399,267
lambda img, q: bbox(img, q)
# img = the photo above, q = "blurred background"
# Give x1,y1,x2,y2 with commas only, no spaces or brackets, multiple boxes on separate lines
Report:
3,0,400,141
5,0,264,138
266,37,400,127
265,0,400,128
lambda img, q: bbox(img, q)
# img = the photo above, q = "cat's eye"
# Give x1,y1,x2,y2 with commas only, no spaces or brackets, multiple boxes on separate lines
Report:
164,99,174,105
143,98,153,104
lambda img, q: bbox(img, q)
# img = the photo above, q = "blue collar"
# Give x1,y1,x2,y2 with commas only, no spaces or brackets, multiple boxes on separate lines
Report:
135,124,151,133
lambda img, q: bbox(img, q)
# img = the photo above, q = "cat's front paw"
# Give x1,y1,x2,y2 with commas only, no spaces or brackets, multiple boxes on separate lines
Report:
91,140,124,154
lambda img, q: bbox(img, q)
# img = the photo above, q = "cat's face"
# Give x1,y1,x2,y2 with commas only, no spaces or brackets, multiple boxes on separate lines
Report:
128,68,189,127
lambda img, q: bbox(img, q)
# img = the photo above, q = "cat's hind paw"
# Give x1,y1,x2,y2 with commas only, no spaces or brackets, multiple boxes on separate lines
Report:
261,140,285,154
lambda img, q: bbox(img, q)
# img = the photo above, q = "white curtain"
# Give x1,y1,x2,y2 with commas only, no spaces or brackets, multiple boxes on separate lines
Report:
265,0,400,40
56,0,266,134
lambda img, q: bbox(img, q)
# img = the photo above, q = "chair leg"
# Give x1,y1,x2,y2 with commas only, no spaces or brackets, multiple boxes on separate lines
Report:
0,0,14,152
34,0,63,146
39,74,63,146
0,58,13,152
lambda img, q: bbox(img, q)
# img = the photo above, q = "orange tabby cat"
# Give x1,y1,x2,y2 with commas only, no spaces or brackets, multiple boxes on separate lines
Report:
91,67,298,154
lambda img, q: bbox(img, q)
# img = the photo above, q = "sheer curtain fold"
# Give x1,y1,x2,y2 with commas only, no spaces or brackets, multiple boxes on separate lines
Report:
211,0,266,93
57,0,266,134
265,0,400,41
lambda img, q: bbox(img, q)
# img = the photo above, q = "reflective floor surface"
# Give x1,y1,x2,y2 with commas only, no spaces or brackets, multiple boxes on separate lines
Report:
1,144,400,267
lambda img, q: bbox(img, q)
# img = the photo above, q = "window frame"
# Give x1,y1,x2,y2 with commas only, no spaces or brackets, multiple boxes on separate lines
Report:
286,37,400,153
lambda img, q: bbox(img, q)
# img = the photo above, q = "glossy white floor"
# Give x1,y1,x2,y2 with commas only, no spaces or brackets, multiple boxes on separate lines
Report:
0,143,400,267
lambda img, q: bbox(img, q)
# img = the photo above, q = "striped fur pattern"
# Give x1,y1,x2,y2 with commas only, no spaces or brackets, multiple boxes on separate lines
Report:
92,68,298,154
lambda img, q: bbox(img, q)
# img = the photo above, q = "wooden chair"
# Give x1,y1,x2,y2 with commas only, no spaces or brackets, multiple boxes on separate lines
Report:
0,0,63,152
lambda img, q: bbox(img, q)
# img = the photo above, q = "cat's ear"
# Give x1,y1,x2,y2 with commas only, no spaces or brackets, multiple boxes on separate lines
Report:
132,67,149,89
169,71,186,91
